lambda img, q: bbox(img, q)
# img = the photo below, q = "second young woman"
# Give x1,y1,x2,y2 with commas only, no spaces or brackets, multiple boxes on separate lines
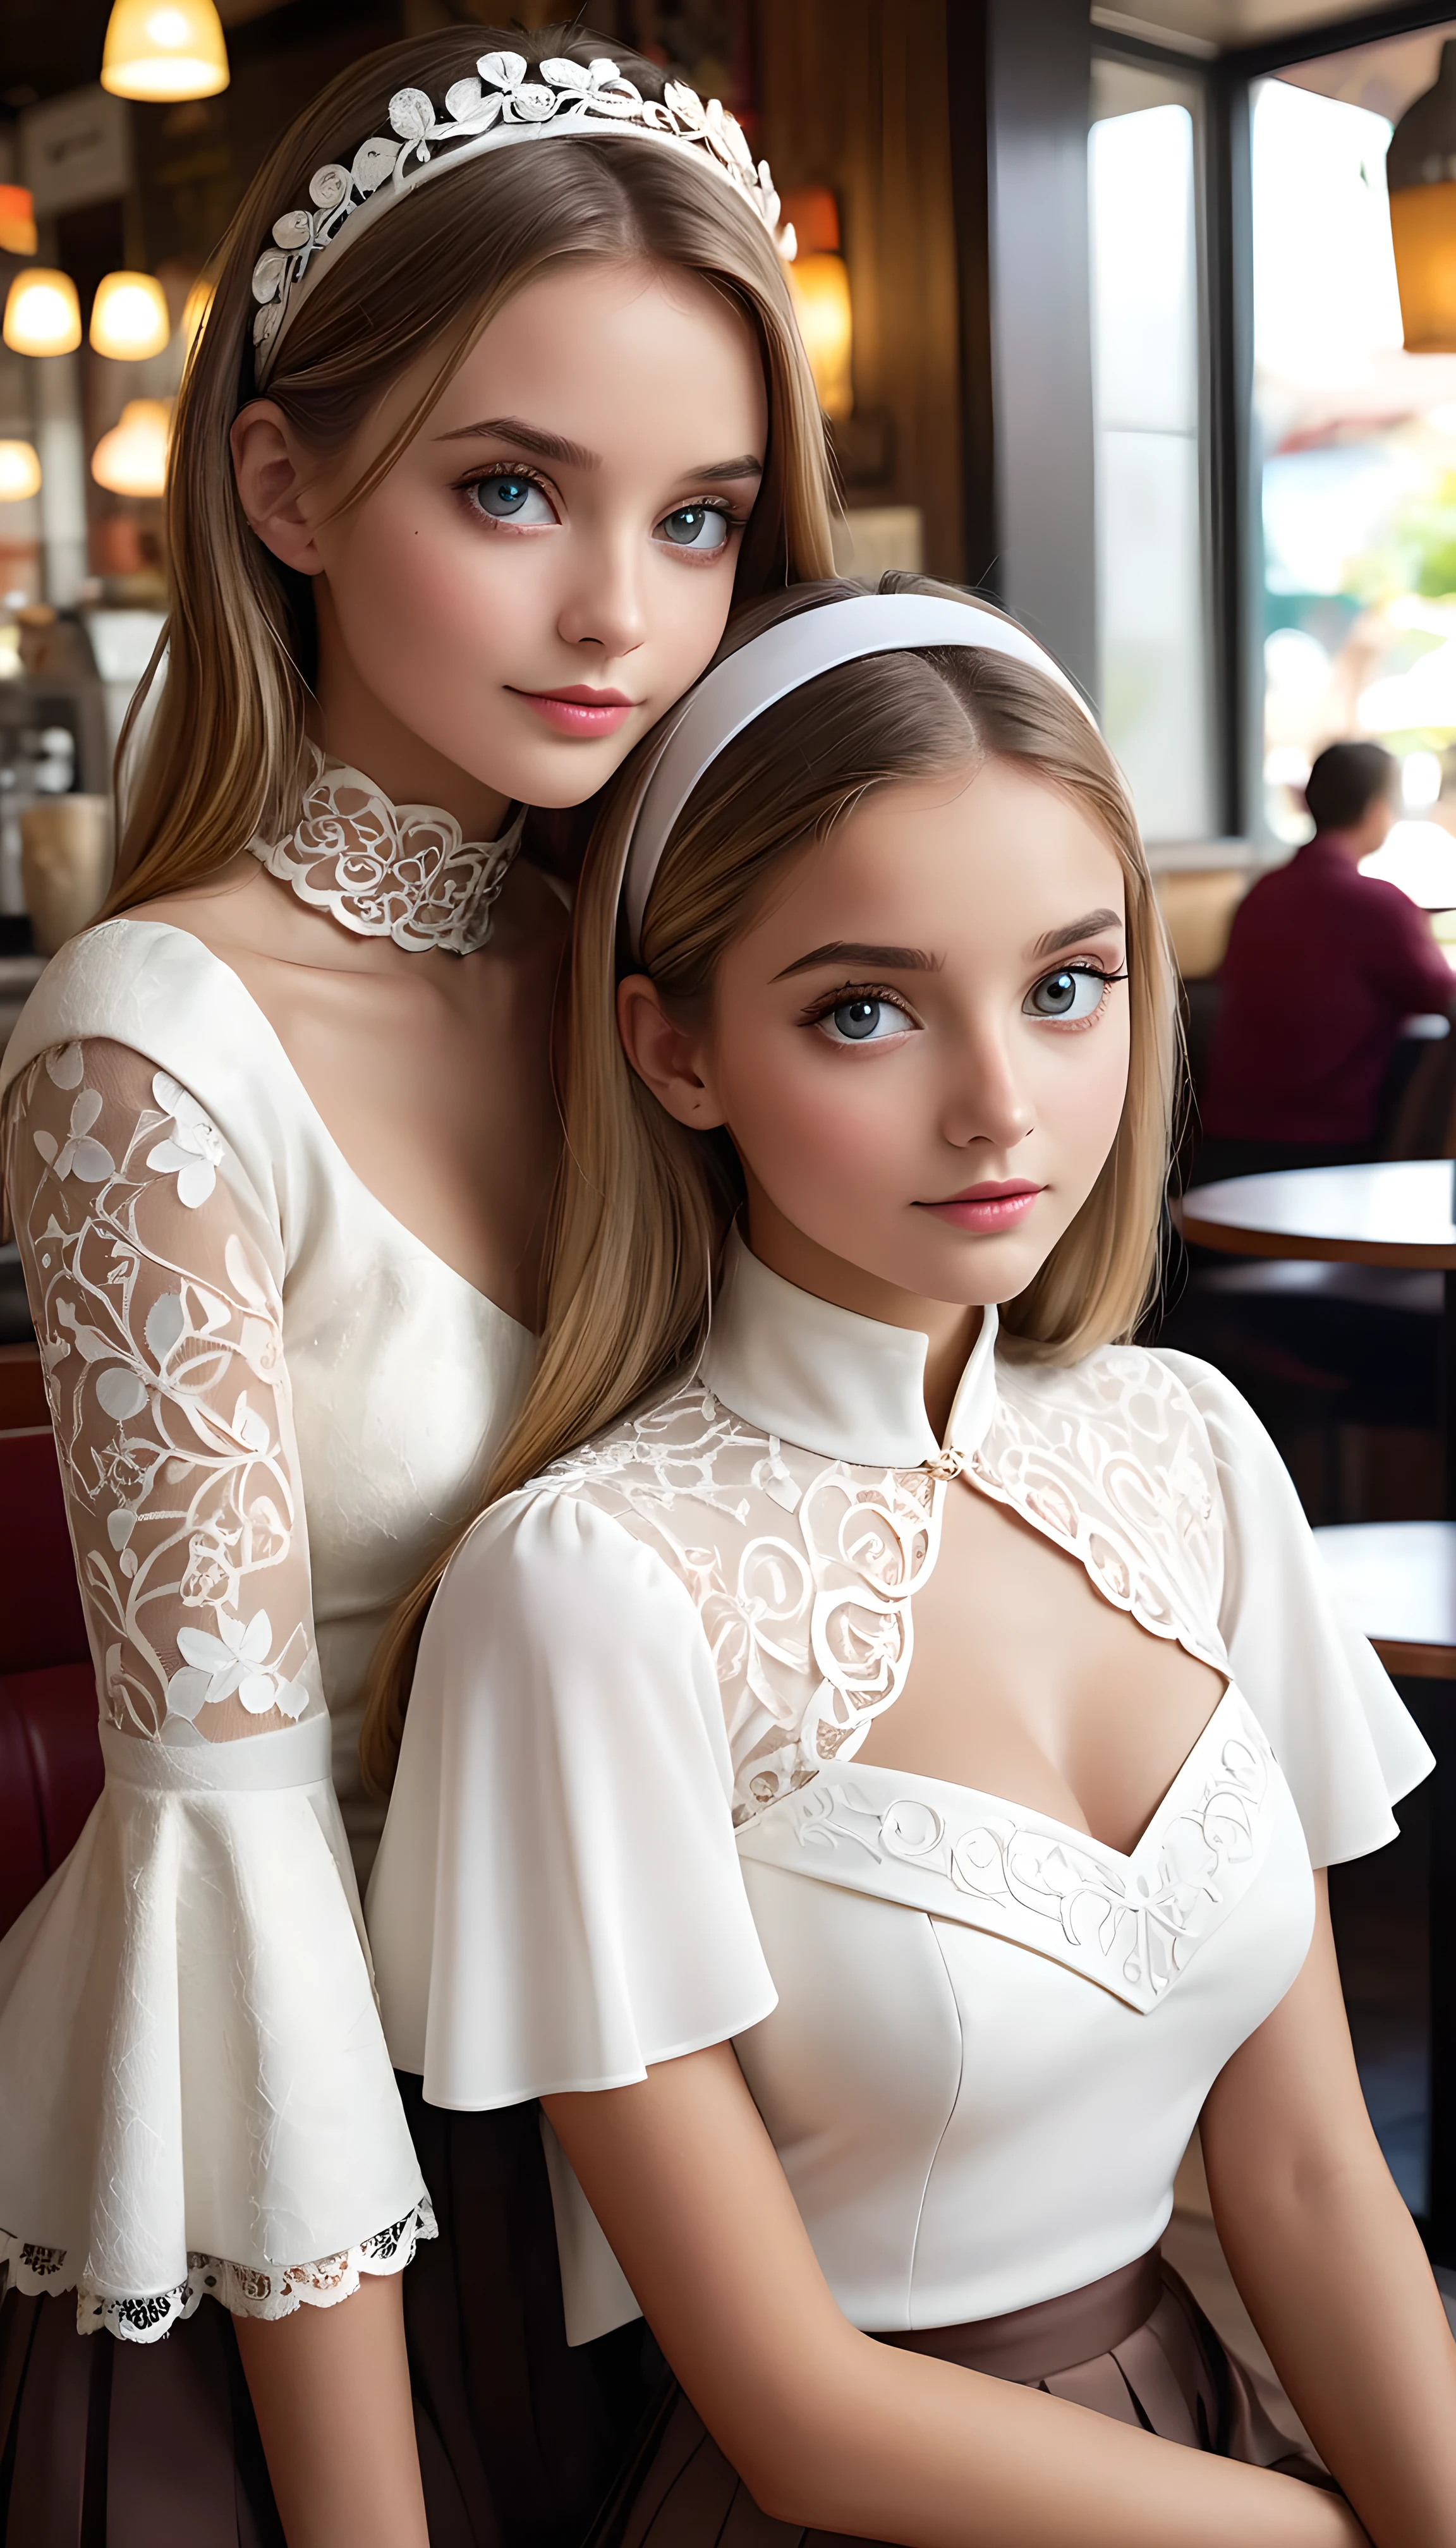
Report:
0,25,831,2547
370,578,1454,2548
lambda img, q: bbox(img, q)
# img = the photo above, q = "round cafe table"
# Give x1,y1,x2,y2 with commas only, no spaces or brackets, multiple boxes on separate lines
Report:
1179,1160,1456,1509
1180,1158,1456,2261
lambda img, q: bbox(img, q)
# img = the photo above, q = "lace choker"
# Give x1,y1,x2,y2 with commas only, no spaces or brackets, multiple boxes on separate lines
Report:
248,752,525,956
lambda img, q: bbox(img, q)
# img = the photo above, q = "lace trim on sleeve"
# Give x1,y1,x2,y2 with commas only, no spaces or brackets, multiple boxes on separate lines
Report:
1,1038,322,1744
1,2199,437,2343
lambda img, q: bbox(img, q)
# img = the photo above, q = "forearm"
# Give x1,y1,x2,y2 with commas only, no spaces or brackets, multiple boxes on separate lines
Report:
1212,2146,1456,2547
233,2272,428,2548
743,2330,1363,2548
547,2056,1360,2548
1201,1881,1456,2546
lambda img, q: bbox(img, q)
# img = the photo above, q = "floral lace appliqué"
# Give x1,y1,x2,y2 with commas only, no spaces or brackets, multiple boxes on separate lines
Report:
3,1039,316,1741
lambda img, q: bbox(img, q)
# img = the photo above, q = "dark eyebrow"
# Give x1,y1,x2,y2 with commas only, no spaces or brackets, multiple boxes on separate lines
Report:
431,417,763,487
432,415,602,470
772,940,943,982
689,454,763,483
1031,908,1124,961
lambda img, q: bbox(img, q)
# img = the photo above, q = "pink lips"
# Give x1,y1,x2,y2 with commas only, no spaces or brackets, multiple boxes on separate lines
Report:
920,1182,1044,1234
513,684,639,737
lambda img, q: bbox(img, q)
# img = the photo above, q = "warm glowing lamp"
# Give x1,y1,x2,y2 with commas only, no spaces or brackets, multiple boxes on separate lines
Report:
3,269,82,357
0,186,37,257
181,276,214,350
100,0,229,100
789,255,854,421
0,442,41,502
92,399,172,498
782,186,854,423
1388,42,1456,351
90,271,172,360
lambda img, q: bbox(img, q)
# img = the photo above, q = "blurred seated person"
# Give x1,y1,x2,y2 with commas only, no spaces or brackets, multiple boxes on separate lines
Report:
1196,739,1454,1184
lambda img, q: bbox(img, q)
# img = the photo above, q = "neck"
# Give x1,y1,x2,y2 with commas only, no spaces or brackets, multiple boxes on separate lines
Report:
312,582,512,839
742,1179,983,1441
1317,822,1383,868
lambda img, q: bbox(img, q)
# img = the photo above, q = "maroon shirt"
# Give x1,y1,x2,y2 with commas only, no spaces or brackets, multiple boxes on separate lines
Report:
1201,835,1454,1144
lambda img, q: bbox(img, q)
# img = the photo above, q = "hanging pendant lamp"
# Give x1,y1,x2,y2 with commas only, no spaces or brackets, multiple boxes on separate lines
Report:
3,269,82,357
1388,40,1456,353
92,399,172,498
90,271,171,360
100,0,229,102
0,443,42,502
0,187,37,257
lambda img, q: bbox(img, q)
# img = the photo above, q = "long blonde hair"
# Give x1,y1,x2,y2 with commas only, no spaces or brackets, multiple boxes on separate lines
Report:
361,574,1179,1792
106,21,835,913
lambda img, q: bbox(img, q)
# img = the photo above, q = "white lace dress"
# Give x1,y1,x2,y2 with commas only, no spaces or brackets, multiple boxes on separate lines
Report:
370,1233,1433,2349
0,872,533,2338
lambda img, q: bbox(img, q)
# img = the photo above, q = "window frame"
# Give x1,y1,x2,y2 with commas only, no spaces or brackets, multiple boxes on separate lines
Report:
1089,42,1222,844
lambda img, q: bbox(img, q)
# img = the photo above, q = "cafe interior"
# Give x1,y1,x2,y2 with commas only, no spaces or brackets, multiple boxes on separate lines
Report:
3,0,1456,2405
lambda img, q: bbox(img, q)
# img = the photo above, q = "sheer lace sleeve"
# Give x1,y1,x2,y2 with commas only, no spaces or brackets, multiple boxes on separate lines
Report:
3,1036,322,1745
0,1037,431,2340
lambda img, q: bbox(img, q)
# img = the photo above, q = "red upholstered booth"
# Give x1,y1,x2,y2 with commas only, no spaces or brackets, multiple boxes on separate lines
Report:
0,1346,103,1936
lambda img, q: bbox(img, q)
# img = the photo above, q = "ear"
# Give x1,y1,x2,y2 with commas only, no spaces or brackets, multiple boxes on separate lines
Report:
231,401,326,578
617,974,725,1130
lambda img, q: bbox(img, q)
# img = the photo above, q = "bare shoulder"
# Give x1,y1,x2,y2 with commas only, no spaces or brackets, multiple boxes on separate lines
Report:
131,837,567,977
126,854,280,959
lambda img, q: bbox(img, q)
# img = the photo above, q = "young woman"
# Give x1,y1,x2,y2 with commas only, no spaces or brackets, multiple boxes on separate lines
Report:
0,25,832,2547
370,578,1455,2548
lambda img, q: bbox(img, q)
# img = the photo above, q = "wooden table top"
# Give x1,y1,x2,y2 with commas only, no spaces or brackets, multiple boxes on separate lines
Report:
1179,1160,1456,1269
1316,1520,1456,1677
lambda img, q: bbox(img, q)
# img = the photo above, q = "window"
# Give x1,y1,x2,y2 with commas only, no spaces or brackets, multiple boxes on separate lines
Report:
1253,30,1456,907
1090,59,1213,844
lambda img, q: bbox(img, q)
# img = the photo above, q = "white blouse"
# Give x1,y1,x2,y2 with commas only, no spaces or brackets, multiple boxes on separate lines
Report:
370,1235,1433,2346
0,910,533,2338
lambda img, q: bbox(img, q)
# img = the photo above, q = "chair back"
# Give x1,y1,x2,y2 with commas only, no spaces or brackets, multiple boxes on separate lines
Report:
1382,1022,1456,1158
1,1371,102,1933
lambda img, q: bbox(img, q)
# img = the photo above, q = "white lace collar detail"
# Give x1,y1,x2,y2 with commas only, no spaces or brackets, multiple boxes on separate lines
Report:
545,1258,1234,1829
248,748,525,955
700,1234,1000,1472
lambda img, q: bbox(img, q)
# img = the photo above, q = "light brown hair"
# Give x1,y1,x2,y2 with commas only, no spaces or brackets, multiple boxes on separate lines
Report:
105,20,835,913
361,574,1179,1792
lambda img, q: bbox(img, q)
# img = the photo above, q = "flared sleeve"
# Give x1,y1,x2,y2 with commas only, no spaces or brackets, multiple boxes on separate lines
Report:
368,1486,779,2111
0,1036,430,2339
1156,1348,1434,1865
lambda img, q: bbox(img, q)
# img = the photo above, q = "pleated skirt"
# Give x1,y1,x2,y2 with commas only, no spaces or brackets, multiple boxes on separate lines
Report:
1,2101,1330,2548
0,2084,658,2548
598,2251,1338,2548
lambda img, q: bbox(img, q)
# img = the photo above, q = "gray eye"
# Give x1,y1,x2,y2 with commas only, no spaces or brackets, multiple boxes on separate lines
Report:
1024,966,1110,1022
658,504,729,550
835,997,881,1038
470,473,554,525
818,995,907,1045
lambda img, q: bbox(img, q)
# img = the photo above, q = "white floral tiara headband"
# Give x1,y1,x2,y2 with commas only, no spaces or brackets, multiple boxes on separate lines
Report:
251,50,793,382
619,593,1098,959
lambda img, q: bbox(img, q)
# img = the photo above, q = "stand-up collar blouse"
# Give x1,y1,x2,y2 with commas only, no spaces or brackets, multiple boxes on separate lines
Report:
370,1235,1432,2345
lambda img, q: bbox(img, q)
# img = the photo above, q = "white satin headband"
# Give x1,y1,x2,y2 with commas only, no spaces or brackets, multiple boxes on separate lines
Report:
620,593,1096,958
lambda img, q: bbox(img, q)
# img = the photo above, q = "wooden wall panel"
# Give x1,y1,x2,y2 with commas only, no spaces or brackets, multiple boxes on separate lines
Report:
754,0,966,583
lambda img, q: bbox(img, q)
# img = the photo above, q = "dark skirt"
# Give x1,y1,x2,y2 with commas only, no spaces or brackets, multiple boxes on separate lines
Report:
1,2113,1327,2548
0,2083,660,2548
598,2252,1337,2548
